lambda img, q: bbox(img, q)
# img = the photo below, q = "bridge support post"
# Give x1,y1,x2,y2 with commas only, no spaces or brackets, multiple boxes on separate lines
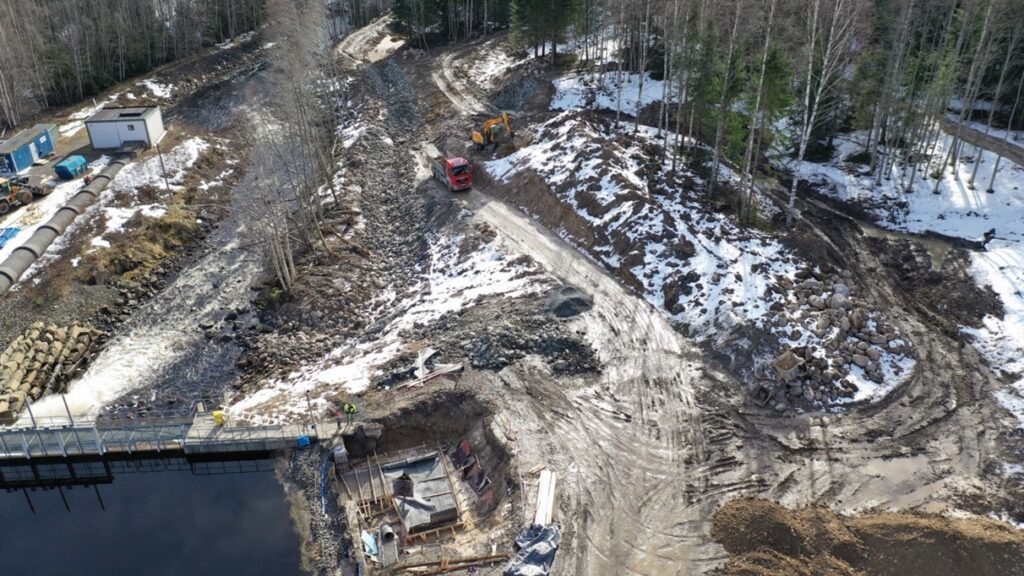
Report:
20,432,30,460
93,427,105,455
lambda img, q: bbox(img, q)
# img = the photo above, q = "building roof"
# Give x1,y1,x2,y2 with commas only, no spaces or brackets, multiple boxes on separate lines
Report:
85,107,160,123
0,124,56,154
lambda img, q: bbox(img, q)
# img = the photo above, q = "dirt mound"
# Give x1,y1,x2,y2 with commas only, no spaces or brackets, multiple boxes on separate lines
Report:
712,498,1024,576
545,285,593,317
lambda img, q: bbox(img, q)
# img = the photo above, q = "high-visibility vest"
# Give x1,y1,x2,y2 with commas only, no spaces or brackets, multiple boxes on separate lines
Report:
343,403,358,414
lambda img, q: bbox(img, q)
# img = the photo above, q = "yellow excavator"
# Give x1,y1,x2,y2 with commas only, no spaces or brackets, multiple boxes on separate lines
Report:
471,112,514,151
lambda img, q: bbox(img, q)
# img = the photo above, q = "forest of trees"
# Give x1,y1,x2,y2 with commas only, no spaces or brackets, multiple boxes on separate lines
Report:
393,0,1024,219
0,0,264,129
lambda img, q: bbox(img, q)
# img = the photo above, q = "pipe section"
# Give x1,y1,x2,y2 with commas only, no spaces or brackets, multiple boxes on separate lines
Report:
0,157,129,295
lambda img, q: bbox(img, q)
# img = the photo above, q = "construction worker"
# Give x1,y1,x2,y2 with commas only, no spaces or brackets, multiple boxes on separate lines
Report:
342,402,358,424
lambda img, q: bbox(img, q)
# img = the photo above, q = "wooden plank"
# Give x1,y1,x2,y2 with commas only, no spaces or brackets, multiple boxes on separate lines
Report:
534,469,556,526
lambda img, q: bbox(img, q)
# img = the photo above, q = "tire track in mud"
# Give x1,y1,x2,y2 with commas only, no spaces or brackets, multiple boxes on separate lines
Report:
391,29,1024,576
431,45,494,116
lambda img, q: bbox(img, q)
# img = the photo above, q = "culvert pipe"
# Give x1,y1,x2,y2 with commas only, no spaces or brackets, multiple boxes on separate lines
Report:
0,156,129,295
42,208,80,235
22,227,60,258
0,249,38,285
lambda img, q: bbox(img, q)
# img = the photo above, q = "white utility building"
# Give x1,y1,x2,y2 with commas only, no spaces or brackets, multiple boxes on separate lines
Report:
85,106,166,149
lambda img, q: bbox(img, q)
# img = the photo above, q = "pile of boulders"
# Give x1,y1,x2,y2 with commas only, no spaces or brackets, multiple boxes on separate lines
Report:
767,267,914,409
0,322,104,423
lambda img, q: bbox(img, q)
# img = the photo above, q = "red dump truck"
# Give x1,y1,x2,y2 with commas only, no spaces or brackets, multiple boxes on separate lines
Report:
431,156,473,192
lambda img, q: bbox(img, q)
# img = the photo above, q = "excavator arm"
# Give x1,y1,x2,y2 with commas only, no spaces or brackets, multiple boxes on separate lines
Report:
471,112,514,151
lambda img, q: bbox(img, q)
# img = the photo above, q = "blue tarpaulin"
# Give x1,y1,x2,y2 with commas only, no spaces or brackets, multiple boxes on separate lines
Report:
505,524,561,576
0,228,19,249
361,530,378,557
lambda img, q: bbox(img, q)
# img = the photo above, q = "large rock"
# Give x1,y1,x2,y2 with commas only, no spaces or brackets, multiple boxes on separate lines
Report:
828,293,851,310
852,354,869,368
773,350,805,381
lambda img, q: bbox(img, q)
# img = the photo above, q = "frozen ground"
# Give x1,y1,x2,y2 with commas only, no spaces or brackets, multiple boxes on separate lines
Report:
795,129,1024,423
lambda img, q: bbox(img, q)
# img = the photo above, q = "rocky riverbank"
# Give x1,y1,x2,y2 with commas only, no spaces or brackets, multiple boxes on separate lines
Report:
0,322,104,423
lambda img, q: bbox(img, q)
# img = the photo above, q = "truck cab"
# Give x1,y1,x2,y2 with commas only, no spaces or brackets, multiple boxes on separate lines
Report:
433,156,473,192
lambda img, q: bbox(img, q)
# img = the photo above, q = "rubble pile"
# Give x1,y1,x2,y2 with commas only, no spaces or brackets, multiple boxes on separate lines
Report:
395,300,601,377
767,266,915,409
0,322,105,423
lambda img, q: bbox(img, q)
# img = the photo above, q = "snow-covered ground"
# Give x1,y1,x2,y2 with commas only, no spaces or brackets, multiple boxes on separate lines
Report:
18,138,209,285
137,78,174,100
487,111,915,406
228,229,551,422
795,132,1024,242
472,45,533,89
488,111,794,337
795,129,1024,423
551,72,668,115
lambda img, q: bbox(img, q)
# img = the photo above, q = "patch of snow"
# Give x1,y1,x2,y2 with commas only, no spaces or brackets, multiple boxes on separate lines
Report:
338,123,366,149
228,231,550,420
137,78,174,99
111,137,209,193
799,128,1024,422
61,94,122,137
472,46,533,88
551,72,669,114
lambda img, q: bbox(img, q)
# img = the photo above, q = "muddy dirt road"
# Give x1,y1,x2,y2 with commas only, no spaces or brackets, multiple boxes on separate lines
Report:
376,30,1024,575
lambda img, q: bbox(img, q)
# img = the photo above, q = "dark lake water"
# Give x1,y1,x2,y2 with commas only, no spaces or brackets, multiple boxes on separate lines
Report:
0,458,304,576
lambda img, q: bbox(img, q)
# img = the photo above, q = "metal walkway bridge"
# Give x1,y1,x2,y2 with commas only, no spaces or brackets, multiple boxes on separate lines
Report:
0,402,320,463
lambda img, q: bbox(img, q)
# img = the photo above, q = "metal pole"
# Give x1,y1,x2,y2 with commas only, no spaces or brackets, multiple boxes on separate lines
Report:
25,402,37,429
156,143,172,192
61,394,75,426
305,393,315,432
62,395,84,455
93,427,105,455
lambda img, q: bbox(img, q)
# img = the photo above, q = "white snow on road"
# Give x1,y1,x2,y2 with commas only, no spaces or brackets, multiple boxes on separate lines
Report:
797,129,1024,423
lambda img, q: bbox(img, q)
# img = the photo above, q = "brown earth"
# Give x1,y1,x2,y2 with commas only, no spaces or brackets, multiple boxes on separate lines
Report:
712,498,1024,576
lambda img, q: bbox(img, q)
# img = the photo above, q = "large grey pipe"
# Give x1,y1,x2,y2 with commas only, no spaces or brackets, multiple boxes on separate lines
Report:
0,157,129,294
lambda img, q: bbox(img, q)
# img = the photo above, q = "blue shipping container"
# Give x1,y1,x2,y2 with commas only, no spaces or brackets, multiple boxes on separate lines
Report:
0,124,57,174
55,155,88,180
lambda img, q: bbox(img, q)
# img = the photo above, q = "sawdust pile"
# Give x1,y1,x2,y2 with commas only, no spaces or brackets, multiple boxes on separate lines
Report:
711,498,1024,576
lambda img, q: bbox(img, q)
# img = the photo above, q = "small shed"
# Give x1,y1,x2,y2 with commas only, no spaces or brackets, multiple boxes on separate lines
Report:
0,124,57,174
85,106,165,150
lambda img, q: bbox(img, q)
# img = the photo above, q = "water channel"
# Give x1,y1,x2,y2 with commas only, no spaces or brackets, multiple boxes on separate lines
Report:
0,457,303,576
